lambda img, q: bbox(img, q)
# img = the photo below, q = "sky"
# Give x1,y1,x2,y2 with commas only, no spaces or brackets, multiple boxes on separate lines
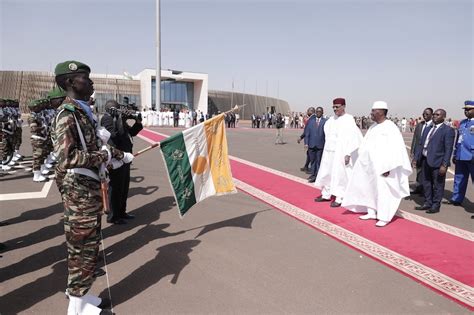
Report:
1,0,473,117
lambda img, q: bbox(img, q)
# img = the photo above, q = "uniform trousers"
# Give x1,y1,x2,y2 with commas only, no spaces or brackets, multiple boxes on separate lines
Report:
451,160,474,203
62,173,102,297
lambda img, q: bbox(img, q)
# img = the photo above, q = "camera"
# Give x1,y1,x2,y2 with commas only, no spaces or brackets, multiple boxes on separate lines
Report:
107,105,141,121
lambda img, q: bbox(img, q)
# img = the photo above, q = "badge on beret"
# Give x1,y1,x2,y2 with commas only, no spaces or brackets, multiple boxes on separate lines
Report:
68,63,78,71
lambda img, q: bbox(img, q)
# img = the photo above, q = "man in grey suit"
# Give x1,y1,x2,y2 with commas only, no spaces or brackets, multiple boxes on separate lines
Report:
410,107,433,194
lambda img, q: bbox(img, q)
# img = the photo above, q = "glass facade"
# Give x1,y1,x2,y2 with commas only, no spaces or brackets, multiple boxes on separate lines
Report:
151,78,194,110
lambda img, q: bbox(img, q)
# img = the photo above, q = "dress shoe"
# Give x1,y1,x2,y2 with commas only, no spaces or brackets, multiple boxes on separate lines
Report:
443,200,462,206
314,196,331,202
121,213,135,220
375,220,389,227
109,218,127,225
425,209,440,214
308,177,316,183
471,215,474,219
330,201,341,208
359,213,377,220
300,167,308,172
415,205,430,211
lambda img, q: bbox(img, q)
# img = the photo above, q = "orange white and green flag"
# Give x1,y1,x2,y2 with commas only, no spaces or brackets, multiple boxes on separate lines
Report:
160,114,237,217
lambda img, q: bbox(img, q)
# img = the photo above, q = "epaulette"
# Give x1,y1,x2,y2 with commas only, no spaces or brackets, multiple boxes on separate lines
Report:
63,104,75,112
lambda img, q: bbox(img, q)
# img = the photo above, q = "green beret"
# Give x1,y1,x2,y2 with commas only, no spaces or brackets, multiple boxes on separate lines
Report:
28,98,48,108
47,87,67,99
54,60,91,77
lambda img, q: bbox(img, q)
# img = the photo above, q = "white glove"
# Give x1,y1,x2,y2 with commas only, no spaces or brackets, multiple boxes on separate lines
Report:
122,152,134,164
96,127,111,144
101,145,111,164
109,158,124,169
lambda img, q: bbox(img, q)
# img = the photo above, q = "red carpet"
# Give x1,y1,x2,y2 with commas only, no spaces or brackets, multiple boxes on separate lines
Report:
139,128,474,310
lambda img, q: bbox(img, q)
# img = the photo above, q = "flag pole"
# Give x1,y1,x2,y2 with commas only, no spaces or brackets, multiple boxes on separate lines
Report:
133,142,160,157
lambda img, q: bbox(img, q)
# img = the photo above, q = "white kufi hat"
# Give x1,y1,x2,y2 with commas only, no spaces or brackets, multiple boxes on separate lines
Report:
372,101,388,110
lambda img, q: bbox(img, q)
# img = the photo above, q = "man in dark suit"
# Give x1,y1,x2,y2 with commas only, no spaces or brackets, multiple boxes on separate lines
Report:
101,100,143,224
173,108,179,127
414,109,455,213
304,107,326,183
410,108,433,194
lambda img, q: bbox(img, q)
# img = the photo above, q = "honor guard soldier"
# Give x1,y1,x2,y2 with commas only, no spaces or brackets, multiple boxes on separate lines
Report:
51,60,133,315
28,98,50,182
11,99,24,162
447,100,474,215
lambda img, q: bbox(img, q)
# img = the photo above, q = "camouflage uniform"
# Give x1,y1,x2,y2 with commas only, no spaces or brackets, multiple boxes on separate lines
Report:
13,120,22,151
28,111,48,171
51,97,123,297
0,100,10,162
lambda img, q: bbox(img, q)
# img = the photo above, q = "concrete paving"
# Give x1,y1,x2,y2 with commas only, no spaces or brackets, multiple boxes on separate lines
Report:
0,123,472,314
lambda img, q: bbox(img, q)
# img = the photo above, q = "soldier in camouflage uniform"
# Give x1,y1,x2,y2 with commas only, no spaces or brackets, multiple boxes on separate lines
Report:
11,99,24,162
52,60,133,315
1,98,16,170
47,87,67,191
27,98,49,182
0,98,7,169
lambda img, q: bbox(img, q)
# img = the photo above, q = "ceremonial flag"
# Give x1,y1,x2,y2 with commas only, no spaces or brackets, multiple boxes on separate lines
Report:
160,114,236,217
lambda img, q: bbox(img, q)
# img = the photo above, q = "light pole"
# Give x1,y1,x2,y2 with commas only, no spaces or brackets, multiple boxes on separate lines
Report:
156,0,161,110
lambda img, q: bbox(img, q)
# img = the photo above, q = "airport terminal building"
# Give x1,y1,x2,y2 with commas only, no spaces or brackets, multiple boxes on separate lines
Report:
0,69,290,119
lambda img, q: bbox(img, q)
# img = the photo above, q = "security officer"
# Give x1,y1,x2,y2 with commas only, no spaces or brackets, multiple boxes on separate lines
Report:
447,101,474,215
52,60,133,315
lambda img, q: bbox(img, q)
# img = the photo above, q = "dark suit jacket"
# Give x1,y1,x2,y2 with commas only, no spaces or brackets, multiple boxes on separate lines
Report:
303,115,326,149
415,123,455,168
410,121,425,157
101,113,143,153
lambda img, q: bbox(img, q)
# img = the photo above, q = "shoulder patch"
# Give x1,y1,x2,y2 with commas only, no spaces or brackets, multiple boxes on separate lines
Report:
64,104,75,112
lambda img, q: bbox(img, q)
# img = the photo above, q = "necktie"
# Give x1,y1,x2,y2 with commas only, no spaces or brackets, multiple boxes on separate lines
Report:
427,125,437,142
422,125,437,156
316,118,320,128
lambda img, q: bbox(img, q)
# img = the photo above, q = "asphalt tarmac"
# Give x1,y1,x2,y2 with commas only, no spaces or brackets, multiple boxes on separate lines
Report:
0,122,472,314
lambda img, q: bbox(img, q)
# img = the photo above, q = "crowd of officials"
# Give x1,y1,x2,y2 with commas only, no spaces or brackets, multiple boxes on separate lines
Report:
296,100,473,222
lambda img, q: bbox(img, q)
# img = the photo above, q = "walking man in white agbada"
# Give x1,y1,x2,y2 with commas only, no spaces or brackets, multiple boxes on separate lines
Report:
314,98,363,207
342,101,412,227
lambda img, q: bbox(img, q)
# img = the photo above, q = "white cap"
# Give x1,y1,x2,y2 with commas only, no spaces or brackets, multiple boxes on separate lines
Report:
372,101,388,110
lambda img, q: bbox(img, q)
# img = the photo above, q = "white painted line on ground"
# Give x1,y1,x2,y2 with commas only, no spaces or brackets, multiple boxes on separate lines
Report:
0,180,53,201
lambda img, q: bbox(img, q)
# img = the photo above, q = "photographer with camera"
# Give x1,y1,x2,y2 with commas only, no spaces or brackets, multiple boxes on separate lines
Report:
101,99,143,225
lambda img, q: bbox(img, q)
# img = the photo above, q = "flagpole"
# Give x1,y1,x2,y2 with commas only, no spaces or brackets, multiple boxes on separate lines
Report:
230,78,234,110
242,80,245,120
133,142,160,157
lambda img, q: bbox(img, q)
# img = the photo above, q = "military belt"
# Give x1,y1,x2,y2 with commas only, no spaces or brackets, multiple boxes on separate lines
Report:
31,135,47,141
67,168,100,182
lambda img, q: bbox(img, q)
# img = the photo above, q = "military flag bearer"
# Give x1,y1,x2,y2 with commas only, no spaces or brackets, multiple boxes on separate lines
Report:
51,60,133,315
